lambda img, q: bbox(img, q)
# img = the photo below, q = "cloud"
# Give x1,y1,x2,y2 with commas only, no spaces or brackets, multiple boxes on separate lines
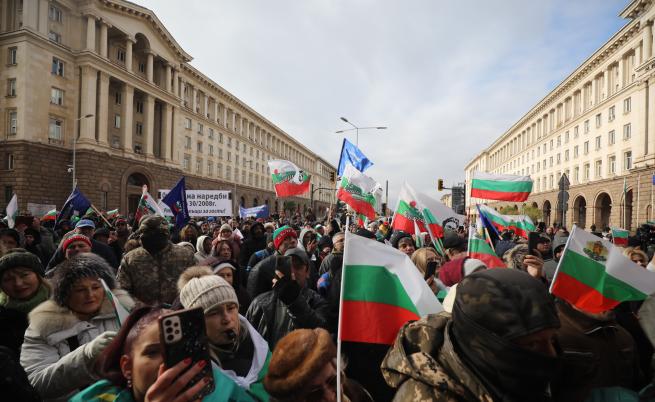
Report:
137,0,626,207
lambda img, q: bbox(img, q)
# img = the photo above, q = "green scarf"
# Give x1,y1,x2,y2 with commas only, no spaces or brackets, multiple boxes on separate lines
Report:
0,283,50,314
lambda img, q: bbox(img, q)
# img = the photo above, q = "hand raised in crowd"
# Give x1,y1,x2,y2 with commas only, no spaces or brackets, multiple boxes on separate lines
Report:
523,254,544,279
145,359,211,402
426,276,438,293
82,331,117,362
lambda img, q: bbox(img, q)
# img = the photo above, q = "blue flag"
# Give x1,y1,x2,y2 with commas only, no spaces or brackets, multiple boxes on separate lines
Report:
476,204,500,246
162,177,190,229
337,138,374,176
56,187,91,228
239,204,270,219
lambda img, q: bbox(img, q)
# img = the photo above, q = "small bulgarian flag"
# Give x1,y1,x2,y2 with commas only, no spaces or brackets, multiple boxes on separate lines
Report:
337,165,378,220
392,182,427,234
471,172,533,202
268,159,310,198
42,209,57,222
611,227,629,247
478,204,535,239
550,226,655,313
469,223,505,268
106,209,120,220
339,231,443,345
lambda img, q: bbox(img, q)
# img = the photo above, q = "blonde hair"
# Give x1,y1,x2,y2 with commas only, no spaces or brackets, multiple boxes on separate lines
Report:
623,247,648,263
411,247,440,275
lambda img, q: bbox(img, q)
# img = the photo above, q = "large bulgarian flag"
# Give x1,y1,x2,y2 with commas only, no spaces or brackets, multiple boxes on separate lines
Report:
337,164,378,220
41,209,57,222
611,227,629,247
469,223,505,268
268,159,310,198
417,190,465,239
339,231,443,344
550,225,655,313
392,182,427,234
471,172,533,202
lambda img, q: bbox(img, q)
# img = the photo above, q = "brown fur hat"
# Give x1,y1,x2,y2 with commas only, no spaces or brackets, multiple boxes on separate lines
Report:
264,328,336,397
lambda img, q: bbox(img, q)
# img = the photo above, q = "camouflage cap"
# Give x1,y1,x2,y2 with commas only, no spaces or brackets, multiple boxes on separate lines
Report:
138,215,169,235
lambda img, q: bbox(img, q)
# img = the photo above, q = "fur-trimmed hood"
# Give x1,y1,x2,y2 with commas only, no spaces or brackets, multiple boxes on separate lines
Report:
28,288,134,337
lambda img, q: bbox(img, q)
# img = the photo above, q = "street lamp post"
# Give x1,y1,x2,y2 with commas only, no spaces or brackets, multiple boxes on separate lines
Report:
336,117,387,147
71,114,94,191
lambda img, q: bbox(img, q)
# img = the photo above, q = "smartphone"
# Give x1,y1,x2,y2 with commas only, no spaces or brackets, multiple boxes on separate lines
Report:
424,261,438,280
528,232,541,257
159,307,214,398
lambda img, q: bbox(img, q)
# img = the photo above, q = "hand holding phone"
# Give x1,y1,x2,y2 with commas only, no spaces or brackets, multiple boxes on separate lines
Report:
424,261,438,280
528,232,541,257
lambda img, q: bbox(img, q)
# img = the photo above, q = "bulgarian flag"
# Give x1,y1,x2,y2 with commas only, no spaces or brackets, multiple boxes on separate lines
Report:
42,209,57,222
5,193,18,228
339,231,443,345
337,165,378,220
268,160,310,197
106,209,120,220
611,227,629,247
550,226,655,313
392,182,427,234
134,185,165,224
469,223,505,268
417,190,465,239
478,204,534,239
471,172,533,202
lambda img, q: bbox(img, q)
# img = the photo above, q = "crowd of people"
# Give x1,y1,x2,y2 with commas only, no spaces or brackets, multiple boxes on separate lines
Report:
1,208,655,401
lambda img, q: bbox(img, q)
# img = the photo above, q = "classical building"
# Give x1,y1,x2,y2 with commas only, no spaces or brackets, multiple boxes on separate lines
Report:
465,0,655,231
0,0,336,218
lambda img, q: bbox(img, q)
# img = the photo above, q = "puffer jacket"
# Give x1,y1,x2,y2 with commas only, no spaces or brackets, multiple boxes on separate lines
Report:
245,287,330,349
116,243,195,304
20,290,134,402
381,312,494,402
246,253,279,299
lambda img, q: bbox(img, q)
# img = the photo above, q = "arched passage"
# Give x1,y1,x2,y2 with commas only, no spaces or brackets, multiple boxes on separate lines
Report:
573,195,587,229
594,192,612,229
240,196,246,207
543,200,552,226
120,167,154,217
253,197,259,207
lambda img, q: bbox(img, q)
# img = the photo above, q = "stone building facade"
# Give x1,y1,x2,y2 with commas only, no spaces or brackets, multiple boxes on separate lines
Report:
0,0,336,218
465,0,655,231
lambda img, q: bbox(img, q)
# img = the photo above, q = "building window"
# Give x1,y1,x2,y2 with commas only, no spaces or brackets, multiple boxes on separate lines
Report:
208,162,213,176
197,123,203,135
595,136,601,150
227,138,232,148
8,110,17,135
7,78,16,97
549,156,553,167
4,185,13,202
226,166,231,180
183,155,190,170
114,114,121,129
196,159,202,174
208,128,214,140
7,154,14,170
138,63,145,73
557,136,561,147
50,87,64,105
583,141,589,155
218,164,223,178
7,47,17,65
584,163,590,180
48,31,61,43
136,145,143,155
48,117,63,140
624,151,632,170
574,166,579,182
209,144,213,156
556,153,561,164
185,136,191,149
608,130,615,145
183,118,191,130
584,120,590,133
609,106,615,121
135,122,143,136
218,149,223,159
219,133,223,143
117,48,126,62
624,97,631,113
227,151,231,162
242,143,246,152
573,126,579,138
623,124,631,140
595,160,602,178
197,142,203,153
595,113,601,128
136,101,143,114
49,5,63,22
564,150,569,161
609,155,616,174
115,92,122,105
574,145,579,158
51,57,64,76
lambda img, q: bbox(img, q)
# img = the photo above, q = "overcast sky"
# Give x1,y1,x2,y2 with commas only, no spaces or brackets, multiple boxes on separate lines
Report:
137,0,626,206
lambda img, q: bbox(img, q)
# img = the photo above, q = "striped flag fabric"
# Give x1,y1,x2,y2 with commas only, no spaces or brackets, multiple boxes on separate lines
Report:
392,182,426,234
268,159,311,197
611,227,629,247
337,164,378,220
134,186,165,225
477,204,535,239
41,209,57,222
469,223,505,269
550,225,655,313
471,172,533,202
339,231,443,345
101,279,129,326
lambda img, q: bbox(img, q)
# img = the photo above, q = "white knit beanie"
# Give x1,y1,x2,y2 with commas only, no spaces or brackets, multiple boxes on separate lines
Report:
178,266,239,312
463,258,486,277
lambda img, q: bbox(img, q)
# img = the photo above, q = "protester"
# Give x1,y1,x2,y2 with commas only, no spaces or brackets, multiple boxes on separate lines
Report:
535,234,553,260
239,222,267,269
61,233,92,260
116,215,195,305
71,305,258,402
623,247,648,267
264,328,373,402
195,234,212,263
0,228,20,250
93,227,122,263
212,260,251,314
45,220,118,272
23,227,48,265
247,226,298,298
0,249,50,357
246,233,274,281
382,269,560,401
179,223,199,248
21,253,134,401
390,231,416,257
503,244,547,282
178,267,270,400
543,235,568,282
410,247,443,294
319,232,344,276
246,248,329,348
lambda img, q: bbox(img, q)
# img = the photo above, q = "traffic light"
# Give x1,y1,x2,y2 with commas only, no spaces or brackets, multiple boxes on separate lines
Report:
329,171,336,182
437,179,444,191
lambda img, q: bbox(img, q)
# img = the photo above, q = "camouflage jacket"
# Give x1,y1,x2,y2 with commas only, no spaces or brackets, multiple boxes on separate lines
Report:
117,243,195,305
381,312,494,402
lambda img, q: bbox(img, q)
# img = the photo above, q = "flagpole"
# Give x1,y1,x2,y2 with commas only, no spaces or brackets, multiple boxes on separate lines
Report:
336,230,351,402
90,204,113,228
637,173,641,231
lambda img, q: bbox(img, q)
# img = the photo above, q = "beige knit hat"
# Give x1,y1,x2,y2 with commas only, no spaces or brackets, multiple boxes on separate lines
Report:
177,266,239,312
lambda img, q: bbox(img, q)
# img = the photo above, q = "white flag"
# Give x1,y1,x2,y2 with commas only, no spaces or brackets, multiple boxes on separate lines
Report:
6,193,18,228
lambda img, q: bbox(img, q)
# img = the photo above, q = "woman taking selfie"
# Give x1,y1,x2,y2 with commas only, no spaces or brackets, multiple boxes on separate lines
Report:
20,253,134,401
71,305,257,402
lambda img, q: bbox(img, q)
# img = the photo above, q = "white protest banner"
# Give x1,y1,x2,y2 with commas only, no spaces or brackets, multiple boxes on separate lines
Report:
158,190,232,217
27,203,57,217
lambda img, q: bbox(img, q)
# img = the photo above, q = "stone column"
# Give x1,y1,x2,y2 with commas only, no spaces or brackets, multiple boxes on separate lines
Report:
86,15,96,52
144,94,155,157
97,72,110,146
21,0,38,30
162,103,173,161
80,66,97,141
99,22,108,58
618,57,624,90
204,94,209,117
648,79,655,157
37,0,48,35
224,106,228,127
121,84,134,152
591,77,597,106
192,87,198,112
125,38,133,72
645,22,653,62
173,69,179,96
214,100,218,122
179,78,186,106
165,64,172,93
146,51,154,83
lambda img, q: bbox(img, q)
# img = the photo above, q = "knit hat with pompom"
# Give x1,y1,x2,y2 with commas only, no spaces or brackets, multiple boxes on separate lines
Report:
177,266,238,312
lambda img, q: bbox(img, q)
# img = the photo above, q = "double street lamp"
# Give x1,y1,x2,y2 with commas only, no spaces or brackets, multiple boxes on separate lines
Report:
335,117,387,147
70,114,94,191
